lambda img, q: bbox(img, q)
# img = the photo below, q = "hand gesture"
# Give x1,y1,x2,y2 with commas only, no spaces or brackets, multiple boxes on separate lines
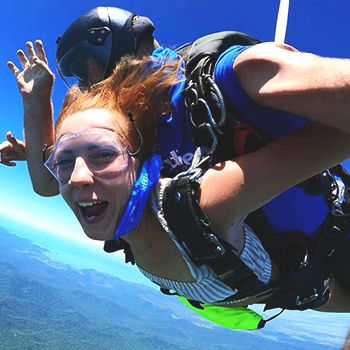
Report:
7,40,54,102
0,131,26,166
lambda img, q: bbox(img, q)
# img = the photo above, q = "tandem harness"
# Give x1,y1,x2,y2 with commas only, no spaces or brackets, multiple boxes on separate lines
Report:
161,159,350,313
176,31,261,161
160,31,350,312
103,30,261,260
103,32,350,324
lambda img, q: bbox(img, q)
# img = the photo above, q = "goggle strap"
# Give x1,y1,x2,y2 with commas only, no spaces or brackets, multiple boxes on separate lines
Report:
42,144,54,163
127,112,144,156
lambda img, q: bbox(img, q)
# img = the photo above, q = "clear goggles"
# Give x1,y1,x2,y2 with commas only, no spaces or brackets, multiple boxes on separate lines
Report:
57,31,112,88
44,129,130,185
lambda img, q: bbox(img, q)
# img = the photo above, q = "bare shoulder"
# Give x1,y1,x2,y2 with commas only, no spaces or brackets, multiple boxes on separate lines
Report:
232,42,322,107
234,42,300,69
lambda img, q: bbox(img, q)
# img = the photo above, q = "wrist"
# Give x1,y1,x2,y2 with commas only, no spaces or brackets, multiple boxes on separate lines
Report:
23,96,53,114
21,88,52,104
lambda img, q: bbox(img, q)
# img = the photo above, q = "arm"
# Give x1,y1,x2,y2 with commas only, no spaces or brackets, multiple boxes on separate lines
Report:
234,42,350,134
200,122,350,233
8,40,59,196
199,123,350,311
0,131,26,166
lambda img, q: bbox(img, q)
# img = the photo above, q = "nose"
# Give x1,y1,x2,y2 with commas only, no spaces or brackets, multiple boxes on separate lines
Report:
68,157,94,187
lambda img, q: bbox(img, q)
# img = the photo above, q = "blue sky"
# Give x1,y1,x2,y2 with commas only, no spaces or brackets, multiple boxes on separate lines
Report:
2,0,350,241
1,1,350,243
1,0,350,333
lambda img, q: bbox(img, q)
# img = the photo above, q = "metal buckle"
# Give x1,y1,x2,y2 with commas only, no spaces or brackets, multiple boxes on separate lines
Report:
196,124,218,156
183,82,199,111
295,289,319,306
183,233,226,262
202,74,226,129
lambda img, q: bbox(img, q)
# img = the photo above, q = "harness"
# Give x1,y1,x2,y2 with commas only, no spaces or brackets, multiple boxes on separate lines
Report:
160,157,350,327
104,31,262,264
103,32,350,327
176,31,261,162
162,173,273,303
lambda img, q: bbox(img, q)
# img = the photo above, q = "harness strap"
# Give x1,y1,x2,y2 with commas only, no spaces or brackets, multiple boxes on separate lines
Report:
263,218,336,311
179,31,261,165
162,175,268,299
263,171,350,311
103,238,135,265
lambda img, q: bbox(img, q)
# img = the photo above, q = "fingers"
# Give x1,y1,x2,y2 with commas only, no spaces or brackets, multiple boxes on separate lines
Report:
35,40,48,64
0,133,25,165
6,132,26,155
0,140,9,152
27,40,48,65
17,49,30,69
1,160,16,167
26,41,38,65
7,61,20,75
6,131,18,145
0,141,15,166
9,40,48,74
13,41,40,70
0,152,17,166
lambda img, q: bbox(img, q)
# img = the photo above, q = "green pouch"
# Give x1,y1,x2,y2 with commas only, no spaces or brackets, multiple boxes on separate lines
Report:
178,296,264,330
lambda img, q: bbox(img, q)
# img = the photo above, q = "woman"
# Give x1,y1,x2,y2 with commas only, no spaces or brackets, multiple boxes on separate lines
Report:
39,49,350,322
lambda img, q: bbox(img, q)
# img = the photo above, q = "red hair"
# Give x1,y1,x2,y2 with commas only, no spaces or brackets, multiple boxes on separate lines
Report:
57,55,183,160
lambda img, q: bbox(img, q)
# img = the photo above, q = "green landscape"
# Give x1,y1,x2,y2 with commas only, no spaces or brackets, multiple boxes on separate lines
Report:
0,225,348,350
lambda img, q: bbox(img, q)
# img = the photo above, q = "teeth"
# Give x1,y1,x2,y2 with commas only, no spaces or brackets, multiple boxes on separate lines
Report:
78,201,102,207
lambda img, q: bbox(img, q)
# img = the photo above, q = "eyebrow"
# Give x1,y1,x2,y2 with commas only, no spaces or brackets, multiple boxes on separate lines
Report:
57,142,118,155
57,148,74,156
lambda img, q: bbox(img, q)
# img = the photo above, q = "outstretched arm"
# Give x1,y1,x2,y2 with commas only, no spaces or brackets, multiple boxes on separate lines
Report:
199,123,350,312
234,42,350,134
8,40,59,196
0,131,26,166
200,122,350,234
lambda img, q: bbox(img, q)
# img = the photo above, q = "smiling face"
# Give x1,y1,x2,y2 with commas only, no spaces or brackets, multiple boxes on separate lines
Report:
56,108,137,241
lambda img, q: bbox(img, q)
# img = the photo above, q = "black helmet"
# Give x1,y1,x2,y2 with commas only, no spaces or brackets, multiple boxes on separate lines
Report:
56,7,155,87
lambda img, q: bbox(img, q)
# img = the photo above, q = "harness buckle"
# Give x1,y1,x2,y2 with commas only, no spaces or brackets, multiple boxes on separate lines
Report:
295,289,319,306
175,167,203,182
183,77,223,159
182,81,199,111
183,233,226,263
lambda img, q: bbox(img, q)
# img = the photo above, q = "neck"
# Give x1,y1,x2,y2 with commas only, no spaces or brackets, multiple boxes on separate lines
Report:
122,205,154,253
122,204,173,268
121,194,196,282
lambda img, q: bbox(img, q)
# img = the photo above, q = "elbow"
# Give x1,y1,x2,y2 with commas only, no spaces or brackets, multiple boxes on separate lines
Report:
235,60,284,107
32,181,59,197
234,42,312,107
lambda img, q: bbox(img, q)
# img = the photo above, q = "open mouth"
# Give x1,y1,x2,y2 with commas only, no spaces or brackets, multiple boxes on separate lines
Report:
78,200,109,224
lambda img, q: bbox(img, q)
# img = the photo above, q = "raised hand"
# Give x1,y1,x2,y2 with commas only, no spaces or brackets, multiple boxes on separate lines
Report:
0,131,26,166
7,40,54,102
6,40,58,196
